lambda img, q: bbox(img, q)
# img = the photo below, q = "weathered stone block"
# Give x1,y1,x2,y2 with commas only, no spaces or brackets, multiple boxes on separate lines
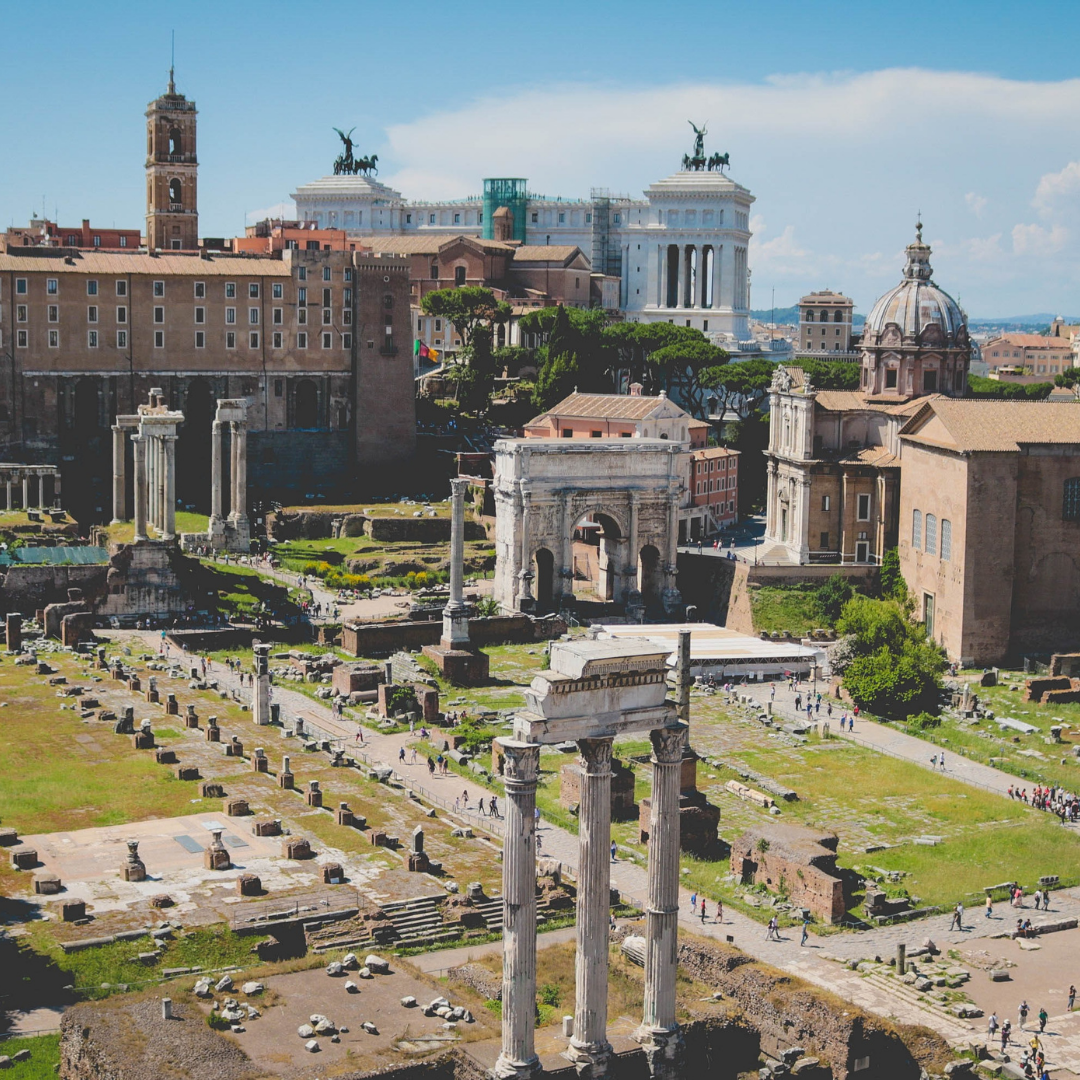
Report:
11,847,38,870
236,874,262,896
283,838,312,860
175,766,200,781
33,872,62,894
225,798,249,817
132,731,154,750
320,862,345,884
200,782,224,798
154,748,177,765
61,899,86,921
250,819,281,837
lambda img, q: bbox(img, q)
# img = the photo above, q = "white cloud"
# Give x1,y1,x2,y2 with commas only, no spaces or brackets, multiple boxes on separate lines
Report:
1033,161,1080,217
246,201,294,223
965,192,988,218
1012,222,1068,256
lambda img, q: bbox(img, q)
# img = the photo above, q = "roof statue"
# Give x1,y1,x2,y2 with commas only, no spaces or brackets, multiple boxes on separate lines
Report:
683,121,730,174
332,128,379,177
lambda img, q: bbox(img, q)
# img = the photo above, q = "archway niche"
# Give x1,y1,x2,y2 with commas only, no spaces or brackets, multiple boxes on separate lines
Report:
293,379,318,429
571,512,624,603
178,378,213,511
533,548,555,611
638,544,663,610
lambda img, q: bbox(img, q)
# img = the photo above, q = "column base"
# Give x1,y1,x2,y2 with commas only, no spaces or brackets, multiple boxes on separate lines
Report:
633,1024,684,1080
565,1038,612,1078
491,1051,541,1080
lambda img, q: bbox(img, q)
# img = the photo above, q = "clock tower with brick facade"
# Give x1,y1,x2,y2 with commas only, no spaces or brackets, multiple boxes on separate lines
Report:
145,70,199,250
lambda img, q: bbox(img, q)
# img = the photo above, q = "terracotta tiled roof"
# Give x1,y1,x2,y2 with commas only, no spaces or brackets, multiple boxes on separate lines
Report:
529,392,687,424
688,418,712,429
835,447,898,467
357,235,445,254
901,399,1080,452
0,251,286,275
985,333,1071,349
510,246,582,263
692,446,739,458
813,391,936,415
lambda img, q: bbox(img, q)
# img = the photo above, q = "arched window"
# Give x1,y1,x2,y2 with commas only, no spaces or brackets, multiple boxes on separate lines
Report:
805,311,815,323
169,178,182,206
454,266,466,286
430,262,439,281
1065,477,1080,522
912,509,922,549
834,310,843,323
925,513,938,555
168,128,182,155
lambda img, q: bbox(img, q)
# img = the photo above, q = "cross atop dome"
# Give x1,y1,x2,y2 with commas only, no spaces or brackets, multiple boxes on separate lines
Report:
903,217,933,282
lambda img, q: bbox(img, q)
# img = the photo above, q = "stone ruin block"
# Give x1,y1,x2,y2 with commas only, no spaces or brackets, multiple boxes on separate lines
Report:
1045,687,1080,705
250,819,282,837
132,730,155,750
121,839,146,882
415,686,440,724
154,748,177,765
5,612,22,652
150,894,173,908
0,828,19,847
225,736,244,758
320,862,345,884
250,748,269,773
421,646,490,688
332,663,383,696
236,874,262,897
205,723,220,743
175,766,200,781
145,680,159,704
225,798,250,817
335,802,354,827
367,830,388,847
279,770,294,790
639,791,720,856
282,838,312,860
407,852,430,872
306,781,323,808
203,830,232,871
127,677,142,693
165,694,179,715
33,872,62,895
184,707,200,729
11,847,38,870
1023,676,1073,703
200,782,225,798
61,899,86,922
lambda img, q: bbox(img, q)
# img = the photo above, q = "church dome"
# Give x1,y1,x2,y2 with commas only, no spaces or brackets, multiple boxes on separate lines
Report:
863,223,967,346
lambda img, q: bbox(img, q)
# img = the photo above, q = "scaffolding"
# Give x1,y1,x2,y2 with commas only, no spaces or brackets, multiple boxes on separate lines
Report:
482,178,528,243
589,188,629,277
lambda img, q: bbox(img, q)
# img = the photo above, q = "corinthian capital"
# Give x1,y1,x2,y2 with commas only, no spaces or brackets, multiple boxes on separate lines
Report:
577,736,614,775
650,724,688,765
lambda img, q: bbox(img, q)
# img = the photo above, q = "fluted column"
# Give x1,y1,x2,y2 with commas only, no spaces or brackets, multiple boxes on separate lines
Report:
37,474,45,508
567,736,614,1078
147,434,157,530
442,478,470,648
233,421,248,526
21,477,28,511
111,426,126,523
517,484,533,607
162,435,177,540
493,739,541,1080
636,725,687,1078
252,644,271,726
133,435,148,542
5,480,12,511
209,420,224,530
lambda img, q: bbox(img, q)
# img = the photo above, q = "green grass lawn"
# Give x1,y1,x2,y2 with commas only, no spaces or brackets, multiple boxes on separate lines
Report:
100,512,209,546
0,1034,60,1079
749,584,824,635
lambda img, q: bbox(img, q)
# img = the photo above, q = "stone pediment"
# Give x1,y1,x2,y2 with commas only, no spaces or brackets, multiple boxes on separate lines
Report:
548,639,669,679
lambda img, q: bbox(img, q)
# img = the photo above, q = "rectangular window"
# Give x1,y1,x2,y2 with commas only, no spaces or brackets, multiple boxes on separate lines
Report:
249,331,259,348
558,212,565,223
322,308,332,325
48,329,59,347
342,333,352,348
195,331,205,348
194,281,205,299
322,266,331,281
925,513,938,555
297,332,307,348
154,306,164,323
590,430,602,438
885,368,898,389
821,495,830,511
87,280,98,296
116,330,127,348
119,235,128,247
16,330,27,348
912,509,922,548
531,212,538,223
434,319,442,331
249,308,259,325
272,308,283,325
343,287,352,305
820,532,829,549
298,308,307,325
154,330,164,348
87,305,98,323
47,279,58,295
225,331,236,349
429,214,436,224
344,268,352,282
116,279,127,296
272,282,283,299
272,331,283,348
322,332,332,348
857,493,870,520
562,429,573,438
153,281,164,297
194,307,205,324
923,594,935,639
322,288,331,307
297,286,307,305
116,305,127,323
249,283,259,298
940,519,951,561
47,305,58,323
342,309,352,325
16,305,27,322
297,266,307,281
87,330,98,348
225,282,236,298
274,379,283,397
15,278,27,295
225,307,235,324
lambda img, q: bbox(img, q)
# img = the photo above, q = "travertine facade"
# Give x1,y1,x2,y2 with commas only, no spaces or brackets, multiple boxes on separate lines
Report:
492,438,685,615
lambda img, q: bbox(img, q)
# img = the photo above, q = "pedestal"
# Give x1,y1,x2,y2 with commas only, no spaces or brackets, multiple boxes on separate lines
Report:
492,739,542,1080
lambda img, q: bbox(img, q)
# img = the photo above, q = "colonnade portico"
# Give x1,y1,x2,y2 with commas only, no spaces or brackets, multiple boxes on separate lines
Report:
208,398,250,552
493,639,686,1080
0,465,61,511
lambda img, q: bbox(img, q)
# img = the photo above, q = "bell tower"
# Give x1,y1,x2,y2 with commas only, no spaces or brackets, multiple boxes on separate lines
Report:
145,69,198,251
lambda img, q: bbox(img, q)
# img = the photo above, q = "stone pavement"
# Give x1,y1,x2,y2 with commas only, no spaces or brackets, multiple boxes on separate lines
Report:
138,632,1080,1061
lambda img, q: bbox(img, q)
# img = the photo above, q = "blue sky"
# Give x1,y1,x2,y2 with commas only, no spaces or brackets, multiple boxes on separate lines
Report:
2,0,1079,316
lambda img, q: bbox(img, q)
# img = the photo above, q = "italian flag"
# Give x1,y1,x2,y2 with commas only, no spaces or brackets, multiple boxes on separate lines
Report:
414,340,438,361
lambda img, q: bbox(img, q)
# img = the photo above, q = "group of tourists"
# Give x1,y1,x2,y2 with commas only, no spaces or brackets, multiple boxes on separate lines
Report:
688,892,724,927
1007,783,1080,824
987,997,1060,1078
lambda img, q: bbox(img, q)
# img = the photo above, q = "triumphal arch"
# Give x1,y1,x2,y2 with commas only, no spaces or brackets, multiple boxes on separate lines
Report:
494,638,686,1079
492,438,684,615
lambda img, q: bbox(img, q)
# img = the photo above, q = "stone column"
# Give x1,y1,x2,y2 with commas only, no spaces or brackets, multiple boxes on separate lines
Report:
625,493,640,591
21,476,28,510
229,422,239,520
162,435,177,540
37,474,45,508
5,479,11,511
147,434,157,531
560,491,574,606
111,426,126,523
232,422,248,526
251,643,271,726
209,420,224,531
493,739,541,1080
441,478,470,648
567,736,614,1077
765,462,778,541
133,435,148,542
636,725,687,1078
517,485,533,608
52,471,61,509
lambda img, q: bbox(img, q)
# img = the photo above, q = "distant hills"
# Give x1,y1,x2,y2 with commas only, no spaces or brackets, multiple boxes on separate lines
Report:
751,305,864,326
752,306,1078,332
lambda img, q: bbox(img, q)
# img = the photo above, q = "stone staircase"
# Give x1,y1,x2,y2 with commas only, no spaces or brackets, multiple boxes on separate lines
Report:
857,970,977,1042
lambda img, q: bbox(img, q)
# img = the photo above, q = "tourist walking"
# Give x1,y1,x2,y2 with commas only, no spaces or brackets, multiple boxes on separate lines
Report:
988,1013,999,1040
611,840,618,863
986,895,993,918
490,796,499,819
1000,1019,1011,1051
1069,984,1076,1011
1038,1006,1048,1033
800,915,810,946
1019,1000,1029,1030
716,900,723,924
691,892,698,915
700,902,707,925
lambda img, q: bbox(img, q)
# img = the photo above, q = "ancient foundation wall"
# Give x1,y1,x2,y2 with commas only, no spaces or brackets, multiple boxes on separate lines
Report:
0,564,107,616
342,614,565,658
247,430,351,495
